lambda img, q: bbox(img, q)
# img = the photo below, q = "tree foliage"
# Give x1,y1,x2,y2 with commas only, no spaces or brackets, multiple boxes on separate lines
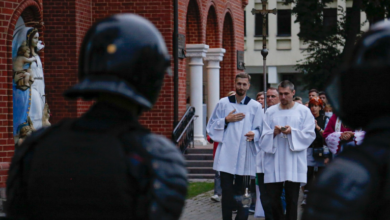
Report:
291,0,390,90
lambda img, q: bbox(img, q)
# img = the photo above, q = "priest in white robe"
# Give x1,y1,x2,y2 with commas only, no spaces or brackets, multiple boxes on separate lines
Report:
259,80,315,220
207,73,263,220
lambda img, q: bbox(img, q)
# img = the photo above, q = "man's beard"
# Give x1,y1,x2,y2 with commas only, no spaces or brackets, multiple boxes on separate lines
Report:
236,89,245,96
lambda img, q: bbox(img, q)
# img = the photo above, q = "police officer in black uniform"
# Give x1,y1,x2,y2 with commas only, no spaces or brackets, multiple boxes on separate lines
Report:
5,14,187,220
303,21,390,220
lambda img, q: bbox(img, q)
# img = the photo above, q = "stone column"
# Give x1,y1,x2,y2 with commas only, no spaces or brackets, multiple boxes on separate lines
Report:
186,44,209,145
205,48,226,122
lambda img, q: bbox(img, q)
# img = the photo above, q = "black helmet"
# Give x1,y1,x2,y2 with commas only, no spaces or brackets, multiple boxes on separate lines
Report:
64,14,171,109
326,21,390,129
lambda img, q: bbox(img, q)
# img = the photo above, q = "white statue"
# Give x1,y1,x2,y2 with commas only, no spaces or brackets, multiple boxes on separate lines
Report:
12,27,47,140
27,28,46,129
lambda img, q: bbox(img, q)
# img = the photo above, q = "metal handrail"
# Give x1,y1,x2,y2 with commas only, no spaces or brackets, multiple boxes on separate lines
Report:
172,106,196,154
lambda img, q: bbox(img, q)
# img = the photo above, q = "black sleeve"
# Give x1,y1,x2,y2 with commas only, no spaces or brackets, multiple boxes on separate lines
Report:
303,150,380,220
145,135,188,220
122,133,188,220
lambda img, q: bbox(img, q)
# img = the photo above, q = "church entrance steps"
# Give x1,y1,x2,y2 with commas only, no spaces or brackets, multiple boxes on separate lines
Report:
186,160,213,167
186,148,213,154
185,147,214,180
185,154,213,160
187,167,214,174
187,174,215,179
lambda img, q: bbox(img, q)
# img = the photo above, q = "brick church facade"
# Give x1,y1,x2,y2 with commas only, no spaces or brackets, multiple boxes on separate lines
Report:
0,0,246,188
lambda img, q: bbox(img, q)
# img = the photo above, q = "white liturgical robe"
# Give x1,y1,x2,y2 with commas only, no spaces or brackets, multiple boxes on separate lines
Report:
259,102,315,183
207,96,263,176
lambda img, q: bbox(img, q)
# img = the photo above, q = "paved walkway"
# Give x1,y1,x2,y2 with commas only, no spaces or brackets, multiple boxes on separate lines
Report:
180,190,265,220
180,186,304,220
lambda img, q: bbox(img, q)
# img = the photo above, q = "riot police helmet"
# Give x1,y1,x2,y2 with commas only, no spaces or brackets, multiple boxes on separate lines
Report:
64,14,171,109
325,21,390,129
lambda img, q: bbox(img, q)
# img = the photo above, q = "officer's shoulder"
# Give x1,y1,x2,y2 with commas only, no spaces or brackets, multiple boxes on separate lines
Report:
316,150,379,195
19,120,68,147
137,133,185,164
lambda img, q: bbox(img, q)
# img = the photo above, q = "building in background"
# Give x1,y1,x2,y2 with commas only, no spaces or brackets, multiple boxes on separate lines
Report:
244,0,369,101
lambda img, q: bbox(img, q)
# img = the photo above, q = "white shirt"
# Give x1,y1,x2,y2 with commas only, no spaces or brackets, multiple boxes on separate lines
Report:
207,96,264,176
259,102,315,183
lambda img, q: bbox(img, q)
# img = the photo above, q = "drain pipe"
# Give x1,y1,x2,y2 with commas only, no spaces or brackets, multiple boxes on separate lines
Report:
173,0,179,126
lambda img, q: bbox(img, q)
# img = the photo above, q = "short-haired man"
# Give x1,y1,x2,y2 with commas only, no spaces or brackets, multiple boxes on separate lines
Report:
207,73,264,220
318,91,327,104
260,80,315,220
266,87,280,107
293,96,303,104
255,86,280,220
308,89,319,100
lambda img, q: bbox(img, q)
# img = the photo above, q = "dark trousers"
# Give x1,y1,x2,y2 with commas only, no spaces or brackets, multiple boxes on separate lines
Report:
256,173,274,220
266,181,300,220
220,172,249,220
305,166,325,191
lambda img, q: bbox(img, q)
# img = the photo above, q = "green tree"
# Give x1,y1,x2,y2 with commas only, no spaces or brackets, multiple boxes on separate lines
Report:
291,0,389,90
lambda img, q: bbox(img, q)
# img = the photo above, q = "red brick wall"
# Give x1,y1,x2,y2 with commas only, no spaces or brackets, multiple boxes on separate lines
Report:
43,0,93,123
91,0,179,138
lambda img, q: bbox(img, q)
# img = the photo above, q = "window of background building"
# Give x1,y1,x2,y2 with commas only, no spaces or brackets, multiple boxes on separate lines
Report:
346,8,360,32
323,8,337,33
244,11,246,37
255,13,268,36
277,10,291,36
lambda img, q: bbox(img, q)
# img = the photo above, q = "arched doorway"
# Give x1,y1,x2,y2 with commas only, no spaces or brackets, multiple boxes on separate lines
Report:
205,6,219,48
221,13,235,97
186,0,202,44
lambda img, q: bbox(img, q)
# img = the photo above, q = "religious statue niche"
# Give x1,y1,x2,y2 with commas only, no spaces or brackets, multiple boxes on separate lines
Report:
12,24,49,144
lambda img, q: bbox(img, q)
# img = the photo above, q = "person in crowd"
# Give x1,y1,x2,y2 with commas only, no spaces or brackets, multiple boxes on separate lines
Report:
207,73,263,220
308,89,319,99
303,20,390,220
209,91,236,203
256,88,281,220
293,96,303,104
5,14,187,220
256,91,265,108
301,97,329,206
324,104,333,118
266,87,279,108
323,114,365,157
318,91,327,104
260,80,315,220
304,101,309,107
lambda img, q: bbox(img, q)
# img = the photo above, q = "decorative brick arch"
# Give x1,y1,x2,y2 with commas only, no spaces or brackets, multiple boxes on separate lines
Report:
205,4,220,48
220,11,236,97
186,0,204,44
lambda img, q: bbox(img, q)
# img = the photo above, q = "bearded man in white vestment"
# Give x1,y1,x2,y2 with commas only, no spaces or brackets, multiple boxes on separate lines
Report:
260,80,315,220
207,73,264,220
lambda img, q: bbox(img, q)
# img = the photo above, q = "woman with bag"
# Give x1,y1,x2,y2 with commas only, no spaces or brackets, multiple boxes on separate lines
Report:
302,97,329,205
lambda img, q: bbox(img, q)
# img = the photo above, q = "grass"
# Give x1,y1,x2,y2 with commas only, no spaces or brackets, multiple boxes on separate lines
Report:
187,182,214,199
